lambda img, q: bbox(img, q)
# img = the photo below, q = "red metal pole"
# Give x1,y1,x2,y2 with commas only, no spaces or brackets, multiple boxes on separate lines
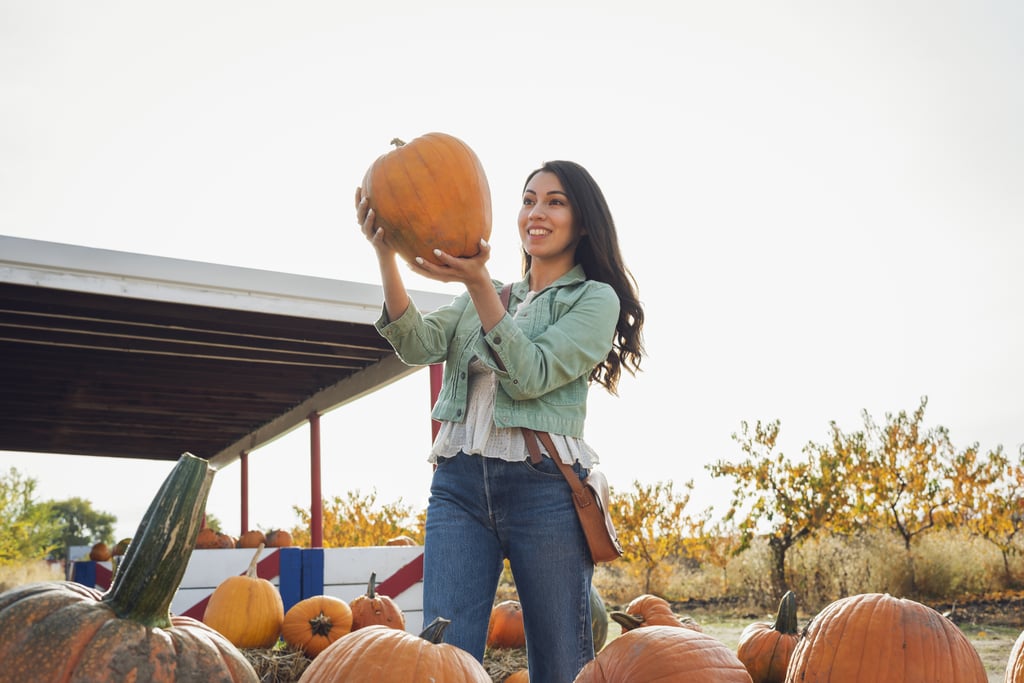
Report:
430,363,443,441
240,451,249,535
309,412,323,548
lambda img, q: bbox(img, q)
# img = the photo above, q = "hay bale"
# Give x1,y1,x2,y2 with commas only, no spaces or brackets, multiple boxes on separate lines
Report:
242,645,311,683
484,646,528,682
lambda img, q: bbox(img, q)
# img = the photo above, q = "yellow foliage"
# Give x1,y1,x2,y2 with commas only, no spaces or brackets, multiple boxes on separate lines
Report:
290,489,424,548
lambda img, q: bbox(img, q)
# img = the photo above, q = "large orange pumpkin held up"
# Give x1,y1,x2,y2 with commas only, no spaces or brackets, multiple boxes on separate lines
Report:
361,132,492,266
0,452,259,682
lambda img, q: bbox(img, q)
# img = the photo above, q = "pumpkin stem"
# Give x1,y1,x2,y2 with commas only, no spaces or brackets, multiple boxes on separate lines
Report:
390,137,406,148
309,612,334,637
245,543,265,578
772,590,799,634
365,571,378,599
420,616,452,644
609,611,645,631
102,452,214,629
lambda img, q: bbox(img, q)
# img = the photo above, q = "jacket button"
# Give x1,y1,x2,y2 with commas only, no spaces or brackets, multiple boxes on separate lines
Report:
493,335,502,344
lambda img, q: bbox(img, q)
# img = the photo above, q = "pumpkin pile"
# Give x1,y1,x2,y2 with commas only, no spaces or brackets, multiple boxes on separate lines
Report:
0,452,260,682
361,132,492,266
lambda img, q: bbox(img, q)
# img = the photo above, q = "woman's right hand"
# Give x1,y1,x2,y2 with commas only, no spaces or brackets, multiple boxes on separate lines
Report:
354,187,396,261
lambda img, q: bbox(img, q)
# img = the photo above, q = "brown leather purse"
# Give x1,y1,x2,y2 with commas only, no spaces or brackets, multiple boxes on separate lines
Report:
521,427,624,564
499,283,623,564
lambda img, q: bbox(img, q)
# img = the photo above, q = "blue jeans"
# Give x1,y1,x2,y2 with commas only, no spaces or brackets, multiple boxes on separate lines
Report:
423,451,595,683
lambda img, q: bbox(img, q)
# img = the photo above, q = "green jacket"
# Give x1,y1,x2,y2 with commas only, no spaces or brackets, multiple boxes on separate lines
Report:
375,265,619,437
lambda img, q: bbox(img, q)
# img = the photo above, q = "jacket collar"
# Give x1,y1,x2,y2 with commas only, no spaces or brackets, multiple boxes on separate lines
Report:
513,263,588,299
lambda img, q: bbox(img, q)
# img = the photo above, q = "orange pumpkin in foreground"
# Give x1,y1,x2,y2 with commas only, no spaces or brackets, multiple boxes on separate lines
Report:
784,592,986,682
298,617,490,682
282,595,353,658
0,453,258,682
736,591,800,683
575,624,753,683
362,132,492,266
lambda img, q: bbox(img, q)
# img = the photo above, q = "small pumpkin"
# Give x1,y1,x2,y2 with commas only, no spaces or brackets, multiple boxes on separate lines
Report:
89,541,112,562
784,592,986,682
298,616,491,682
265,529,293,547
238,529,267,549
487,600,526,649
195,527,221,549
111,537,132,556
203,543,285,649
350,571,405,631
282,595,353,658
736,591,800,683
505,670,529,683
385,534,418,546
361,132,492,266
0,452,259,682
610,594,702,633
575,624,753,683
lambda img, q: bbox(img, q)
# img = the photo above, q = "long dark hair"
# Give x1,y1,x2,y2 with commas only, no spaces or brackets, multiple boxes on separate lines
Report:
522,160,645,394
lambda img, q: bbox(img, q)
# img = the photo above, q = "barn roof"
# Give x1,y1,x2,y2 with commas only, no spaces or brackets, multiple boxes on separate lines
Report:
0,235,450,469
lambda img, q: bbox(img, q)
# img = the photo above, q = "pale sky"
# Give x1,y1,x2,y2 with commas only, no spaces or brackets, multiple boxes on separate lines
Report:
2,1,1022,541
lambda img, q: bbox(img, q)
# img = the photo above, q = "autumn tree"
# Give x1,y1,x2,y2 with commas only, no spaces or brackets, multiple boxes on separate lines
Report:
687,509,744,594
609,479,695,595
291,489,423,548
852,397,957,593
952,444,1024,586
708,419,858,600
0,468,61,564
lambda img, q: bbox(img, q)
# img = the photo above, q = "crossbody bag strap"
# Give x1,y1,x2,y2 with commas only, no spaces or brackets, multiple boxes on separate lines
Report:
521,427,592,508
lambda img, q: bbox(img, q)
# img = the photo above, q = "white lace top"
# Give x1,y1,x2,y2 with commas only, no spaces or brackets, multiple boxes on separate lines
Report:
429,291,599,468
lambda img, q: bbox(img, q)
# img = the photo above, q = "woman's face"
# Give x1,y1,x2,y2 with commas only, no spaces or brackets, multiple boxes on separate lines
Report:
518,171,582,265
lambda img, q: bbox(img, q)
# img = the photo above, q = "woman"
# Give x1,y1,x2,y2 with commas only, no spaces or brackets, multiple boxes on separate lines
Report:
356,160,644,681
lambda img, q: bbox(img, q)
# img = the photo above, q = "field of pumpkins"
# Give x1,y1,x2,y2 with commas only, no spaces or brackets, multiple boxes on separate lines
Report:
1,452,1022,682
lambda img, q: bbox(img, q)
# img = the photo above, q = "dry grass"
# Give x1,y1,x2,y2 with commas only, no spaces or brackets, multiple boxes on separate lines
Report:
241,645,310,683
0,560,64,593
